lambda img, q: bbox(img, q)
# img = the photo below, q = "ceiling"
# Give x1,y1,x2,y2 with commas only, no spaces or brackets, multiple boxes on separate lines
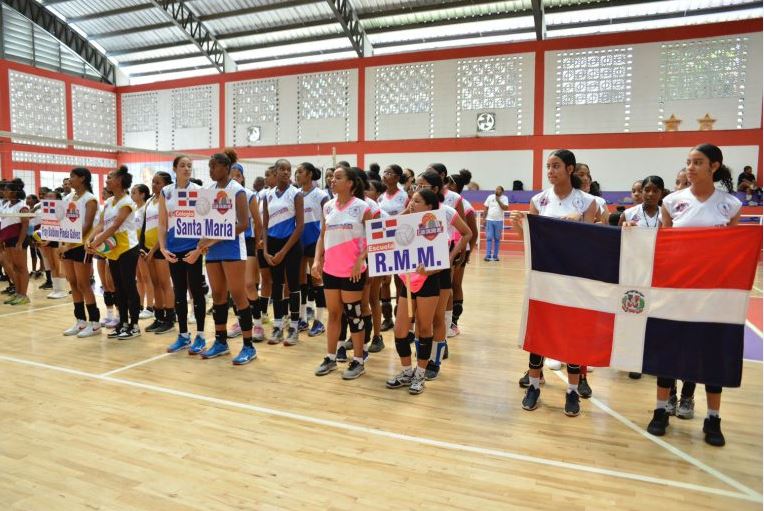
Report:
26,0,764,84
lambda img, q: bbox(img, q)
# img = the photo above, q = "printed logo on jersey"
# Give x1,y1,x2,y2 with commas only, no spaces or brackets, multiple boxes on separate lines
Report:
717,202,731,218
65,202,80,222
573,196,585,211
350,205,362,217
538,195,549,207
370,218,397,240
417,213,444,241
212,191,232,215
621,290,646,314
673,201,689,213
177,190,198,207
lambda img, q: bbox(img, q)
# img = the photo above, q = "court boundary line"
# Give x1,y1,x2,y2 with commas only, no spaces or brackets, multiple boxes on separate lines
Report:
551,370,761,500
747,320,763,339
0,353,759,504
99,353,172,376
0,302,71,318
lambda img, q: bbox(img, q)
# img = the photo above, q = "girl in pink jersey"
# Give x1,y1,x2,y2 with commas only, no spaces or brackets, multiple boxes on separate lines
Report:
312,167,373,380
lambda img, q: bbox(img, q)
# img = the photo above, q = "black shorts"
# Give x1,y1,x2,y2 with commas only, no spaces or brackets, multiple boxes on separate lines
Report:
398,273,441,298
323,271,366,292
438,267,452,290
245,237,256,258
46,241,59,248
303,242,316,258
62,244,93,263
3,237,29,249
257,248,268,268
152,248,165,260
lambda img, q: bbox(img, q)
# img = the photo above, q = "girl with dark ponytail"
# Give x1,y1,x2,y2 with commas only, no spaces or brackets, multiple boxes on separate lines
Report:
0,179,30,304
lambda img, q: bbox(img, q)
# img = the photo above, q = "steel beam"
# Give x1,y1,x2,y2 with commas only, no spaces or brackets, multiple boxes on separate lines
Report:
325,0,369,57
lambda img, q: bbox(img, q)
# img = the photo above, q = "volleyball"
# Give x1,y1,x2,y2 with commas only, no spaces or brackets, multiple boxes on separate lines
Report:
54,204,66,221
195,197,211,216
395,223,416,247
32,230,42,243
95,236,117,254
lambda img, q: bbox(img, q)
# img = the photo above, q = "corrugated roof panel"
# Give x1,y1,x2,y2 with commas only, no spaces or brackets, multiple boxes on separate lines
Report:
367,15,534,44
48,0,147,19
221,23,343,49
237,49,358,71
121,55,214,75
2,5,35,63
128,67,218,86
351,0,431,15
33,26,62,70
186,0,289,17
206,7,333,35
92,26,187,46
229,37,351,61
109,44,200,62
361,1,528,30
73,8,171,35
372,31,535,55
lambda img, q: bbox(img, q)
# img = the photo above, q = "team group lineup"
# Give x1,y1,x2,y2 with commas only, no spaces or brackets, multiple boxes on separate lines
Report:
0,142,749,448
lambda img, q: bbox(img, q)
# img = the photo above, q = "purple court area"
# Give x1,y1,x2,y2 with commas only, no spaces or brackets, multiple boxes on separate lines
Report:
744,325,763,361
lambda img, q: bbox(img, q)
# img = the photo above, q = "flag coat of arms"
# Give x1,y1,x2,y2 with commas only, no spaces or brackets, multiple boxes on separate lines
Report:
519,215,762,388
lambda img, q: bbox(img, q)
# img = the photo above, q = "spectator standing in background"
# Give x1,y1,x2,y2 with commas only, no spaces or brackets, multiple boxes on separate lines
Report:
483,186,509,262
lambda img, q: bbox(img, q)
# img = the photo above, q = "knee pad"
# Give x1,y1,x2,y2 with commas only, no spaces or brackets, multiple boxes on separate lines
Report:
237,307,253,332
529,353,544,370
395,337,412,358
344,301,365,333
417,336,433,361
566,363,581,375
212,303,228,326
301,284,309,304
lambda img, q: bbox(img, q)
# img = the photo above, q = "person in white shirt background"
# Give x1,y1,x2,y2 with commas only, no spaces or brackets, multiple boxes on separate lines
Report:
483,186,509,261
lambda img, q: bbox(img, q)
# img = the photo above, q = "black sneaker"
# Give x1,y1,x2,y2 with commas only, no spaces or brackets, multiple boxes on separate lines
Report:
39,281,53,290
2,286,15,295
107,323,126,339
647,408,669,436
703,416,725,446
145,319,162,332
368,335,385,353
577,375,592,399
518,370,545,388
424,360,440,381
380,318,394,332
564,391,580,417
628,372,642,379
522,386,540,411
118,324,141,340
153,321,174,334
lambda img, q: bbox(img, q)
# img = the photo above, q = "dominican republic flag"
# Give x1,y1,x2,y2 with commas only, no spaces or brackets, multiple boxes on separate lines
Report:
519,215,762,388
177,190,198,207
42,200,56,214
370,218,397,240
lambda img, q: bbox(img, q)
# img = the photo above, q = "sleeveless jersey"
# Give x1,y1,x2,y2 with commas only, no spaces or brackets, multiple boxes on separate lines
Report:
65,190,98,247
142,197,160,248
206,180,247,262
443,189,463,210
322,197,369,278
301,186,329,247
162,181,202,253
403,205,458,292
243,189,257,238
662,188,742,228
266,185,299,239
102,194,137,260
0,200,28,241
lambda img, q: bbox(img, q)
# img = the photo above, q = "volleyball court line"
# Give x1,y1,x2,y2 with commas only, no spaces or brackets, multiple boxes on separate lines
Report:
0,353,759,504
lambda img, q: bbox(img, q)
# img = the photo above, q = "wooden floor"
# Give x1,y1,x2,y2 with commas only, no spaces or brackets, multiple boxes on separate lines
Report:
1,255,762,510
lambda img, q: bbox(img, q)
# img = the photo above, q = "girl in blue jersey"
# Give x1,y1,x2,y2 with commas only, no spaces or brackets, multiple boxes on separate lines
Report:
263,159,305,346
296,162,329,337
187,153,257,365
158,155,207,354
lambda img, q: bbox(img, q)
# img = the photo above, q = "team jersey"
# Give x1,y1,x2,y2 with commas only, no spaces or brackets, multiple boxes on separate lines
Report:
462,197,475,251
301,186,328,247
622,204,661,228
242,189,258,238
593,196,608,218
206,180,247,262
322,197,369,278
141,197,160,248
102,194,138,260
402,205,458,292
0,200,29,241
531,187,595,219
28,203,42,233
162,181,202,253
443,189,463,211
379,189,408,216
265,185,300,239
64,191,98,247
365,197,382,219
662,188,742,228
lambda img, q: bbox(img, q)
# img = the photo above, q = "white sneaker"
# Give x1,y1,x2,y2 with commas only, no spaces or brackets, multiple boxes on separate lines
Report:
188,314,196,324
64,320,86,336
47,290,69,299
77,322,102,338
103,317,120,329
544,358,562,370
227,321,242,338
138,309,154,320
447,324,460,338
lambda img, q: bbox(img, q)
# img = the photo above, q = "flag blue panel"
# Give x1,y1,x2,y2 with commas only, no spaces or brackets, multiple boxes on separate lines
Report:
642,318,744,387
527,215,621,284
370,221,382,230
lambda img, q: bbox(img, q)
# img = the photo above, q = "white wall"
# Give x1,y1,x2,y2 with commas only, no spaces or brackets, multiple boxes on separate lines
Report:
569,146,759,191
364,151,533,190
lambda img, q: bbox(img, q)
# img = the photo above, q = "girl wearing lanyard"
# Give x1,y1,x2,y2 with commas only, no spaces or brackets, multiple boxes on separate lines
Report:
647,144,742,447
191,153,257,365
387,186,471,394
312,167,371,380
511,149,597,417
131,184,155,322
296,162,329,337
0,179,30,305
87,166,141,340
158,156,207,355
60,168,100,336
263,159,304,346
141,172,175,335
227,159,265,342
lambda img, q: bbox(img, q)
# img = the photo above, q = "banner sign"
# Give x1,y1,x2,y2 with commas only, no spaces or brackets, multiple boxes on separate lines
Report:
173,189,236,240
40,199,83,243
365,209,450,277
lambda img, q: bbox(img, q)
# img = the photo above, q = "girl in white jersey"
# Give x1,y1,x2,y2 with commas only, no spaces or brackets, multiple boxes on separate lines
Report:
575,163,609,224
255,166,276,324
313,167,372,380
131,184,155,322
0,179,30,305
646,144,742,447
511,149,597,417
378,164,408,331
446,170,478,337
60,168,101,336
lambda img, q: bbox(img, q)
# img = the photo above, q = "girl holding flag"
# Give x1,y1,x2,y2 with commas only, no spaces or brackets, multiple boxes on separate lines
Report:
511,149,597,417
646,144,742,447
